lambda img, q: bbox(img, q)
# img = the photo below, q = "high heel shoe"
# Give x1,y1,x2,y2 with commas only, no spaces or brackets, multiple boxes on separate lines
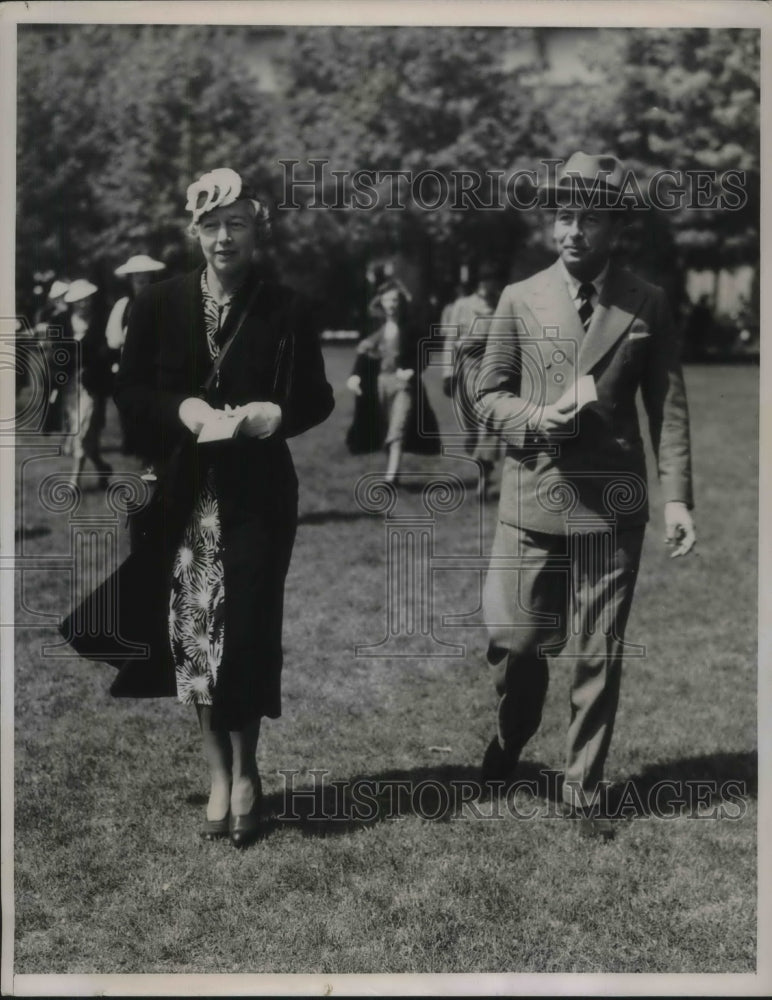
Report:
230,779,263,848
200,812,231,840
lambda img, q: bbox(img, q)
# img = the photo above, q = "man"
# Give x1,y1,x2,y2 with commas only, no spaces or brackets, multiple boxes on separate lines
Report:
473,152,695,838
446,262,503,497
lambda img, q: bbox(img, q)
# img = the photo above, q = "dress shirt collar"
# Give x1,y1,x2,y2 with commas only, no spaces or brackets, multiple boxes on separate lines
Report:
559,258,610,301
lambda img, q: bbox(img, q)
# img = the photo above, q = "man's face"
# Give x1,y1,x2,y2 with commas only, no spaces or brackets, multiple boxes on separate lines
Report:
553,207,621,279
198,201,257,280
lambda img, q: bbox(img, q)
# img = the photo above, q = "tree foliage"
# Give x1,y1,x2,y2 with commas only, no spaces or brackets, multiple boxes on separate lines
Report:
16,25,759,328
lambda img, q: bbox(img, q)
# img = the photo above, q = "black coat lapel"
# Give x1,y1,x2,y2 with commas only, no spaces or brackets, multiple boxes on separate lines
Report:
174,267,209,393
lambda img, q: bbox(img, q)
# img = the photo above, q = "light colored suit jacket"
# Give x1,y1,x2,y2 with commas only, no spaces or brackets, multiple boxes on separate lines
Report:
475,260,693,534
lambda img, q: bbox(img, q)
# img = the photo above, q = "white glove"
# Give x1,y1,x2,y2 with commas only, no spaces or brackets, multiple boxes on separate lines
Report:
178,397,217,435
395,368,415,382
346,374,363,396
237,401,283,439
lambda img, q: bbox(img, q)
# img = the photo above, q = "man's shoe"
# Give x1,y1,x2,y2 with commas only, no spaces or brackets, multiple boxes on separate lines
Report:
480,737,519,790
560,802,616,842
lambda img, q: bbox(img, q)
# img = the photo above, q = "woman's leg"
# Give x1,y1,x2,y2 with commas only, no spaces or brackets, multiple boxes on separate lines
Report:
230,718,261,816
68,454,86,490
384,383,411,482
196,704,232,821
82,394,111,480
385,440,402,482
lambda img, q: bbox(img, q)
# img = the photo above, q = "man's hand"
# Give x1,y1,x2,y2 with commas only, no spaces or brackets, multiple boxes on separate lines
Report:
664,501,696,557
237,401,282,439
178,397,217,435
528,398,578,436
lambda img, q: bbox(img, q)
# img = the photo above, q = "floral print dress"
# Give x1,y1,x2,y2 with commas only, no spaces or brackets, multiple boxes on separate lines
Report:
168,272,235,706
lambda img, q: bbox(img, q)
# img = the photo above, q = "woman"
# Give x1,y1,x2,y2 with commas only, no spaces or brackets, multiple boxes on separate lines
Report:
345,281,439,480
61,279,114,487
105,254,166,456
112,168,334,846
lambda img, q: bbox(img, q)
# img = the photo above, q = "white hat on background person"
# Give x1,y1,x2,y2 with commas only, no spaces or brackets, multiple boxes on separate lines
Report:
114,254,166,276
63,279,98,304
48,280,70,300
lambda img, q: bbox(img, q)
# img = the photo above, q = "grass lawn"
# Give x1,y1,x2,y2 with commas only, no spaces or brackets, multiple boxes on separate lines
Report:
11,351,757,976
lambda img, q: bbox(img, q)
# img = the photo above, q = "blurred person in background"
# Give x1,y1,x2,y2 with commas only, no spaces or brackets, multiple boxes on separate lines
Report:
106,254,166,454
61,278,114,488
30,269,56,330
34,278,70,435
88,167,334,848
439,280,467,392
446,261,502,499
346,279,440,482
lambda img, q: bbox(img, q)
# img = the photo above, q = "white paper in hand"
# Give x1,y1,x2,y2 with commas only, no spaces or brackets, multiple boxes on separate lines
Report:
557,374,597,412
574,374,598,409
197,410,246,443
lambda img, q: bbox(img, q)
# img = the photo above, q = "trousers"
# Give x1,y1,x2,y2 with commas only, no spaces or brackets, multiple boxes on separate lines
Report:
482,520,645,806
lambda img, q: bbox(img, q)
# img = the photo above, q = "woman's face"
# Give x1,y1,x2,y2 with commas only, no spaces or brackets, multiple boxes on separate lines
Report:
197,201,257,282
129,273,151,296
381,289,401,318
71,298,92,319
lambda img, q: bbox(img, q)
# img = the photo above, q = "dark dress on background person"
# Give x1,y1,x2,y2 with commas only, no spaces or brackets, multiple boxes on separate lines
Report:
345,319,441,456
90,264,334,731
60,305,116,459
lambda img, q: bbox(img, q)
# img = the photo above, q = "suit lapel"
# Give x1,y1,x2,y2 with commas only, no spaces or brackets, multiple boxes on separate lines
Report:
578,264,647,374
527,261,583,364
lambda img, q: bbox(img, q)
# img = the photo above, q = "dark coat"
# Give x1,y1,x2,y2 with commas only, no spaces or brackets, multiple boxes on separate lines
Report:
61,266,334,730
345,321,441,455
57,307,117,398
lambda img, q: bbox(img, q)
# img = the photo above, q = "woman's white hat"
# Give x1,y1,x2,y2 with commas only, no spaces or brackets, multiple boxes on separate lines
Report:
114,254,166,276
186,167,259,225
48,279,70,299
63,279,98,304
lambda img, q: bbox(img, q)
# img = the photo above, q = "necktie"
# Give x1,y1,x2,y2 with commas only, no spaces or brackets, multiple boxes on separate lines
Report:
577,282,595,330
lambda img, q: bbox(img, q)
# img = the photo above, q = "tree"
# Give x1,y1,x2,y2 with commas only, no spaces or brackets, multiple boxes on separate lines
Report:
545,28,760,276
266,26,547,324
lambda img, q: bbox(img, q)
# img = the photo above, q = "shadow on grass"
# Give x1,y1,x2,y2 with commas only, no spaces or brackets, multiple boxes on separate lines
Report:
254,760,552,840
15,525,51,542
297,509,374,525
234,751,757,844
617,750,757,807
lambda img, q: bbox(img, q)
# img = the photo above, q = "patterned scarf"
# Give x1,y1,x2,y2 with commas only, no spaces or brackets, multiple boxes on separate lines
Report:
199,269,245,360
